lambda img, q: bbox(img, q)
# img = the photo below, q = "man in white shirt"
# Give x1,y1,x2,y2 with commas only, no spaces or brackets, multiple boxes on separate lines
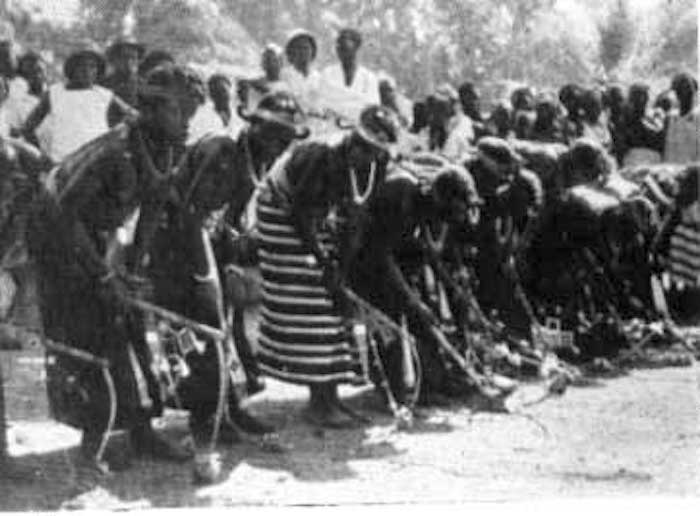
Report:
319,28,380,121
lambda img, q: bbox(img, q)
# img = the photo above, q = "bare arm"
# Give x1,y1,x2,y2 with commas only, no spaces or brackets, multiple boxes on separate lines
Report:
20,92,50,143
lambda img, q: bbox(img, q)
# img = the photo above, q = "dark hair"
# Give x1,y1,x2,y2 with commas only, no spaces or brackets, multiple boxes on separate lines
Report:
603,83,625,108
337,28,362,48
671,72,697,101
208,73,231,92
579,88,603,118
654,91,674,112
627,83,649,107
559,83,582,111
17,51,42,70
511,86,534,111
458,81,478,100
434,167,471,203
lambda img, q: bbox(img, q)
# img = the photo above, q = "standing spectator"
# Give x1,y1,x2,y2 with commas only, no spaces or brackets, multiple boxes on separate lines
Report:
559,83,583,143
102,37,145,127
458,81,483,123
1,51,47,136
186,68,230,145
16,52,46,99
209,74,233,127
486,101,512,139
510,86,536,139
664,72,700,163
379,75,409,127
319,28,380,120
604,84,627,165
280,29,321,113
238,44,288,110
620,83,664,166
530,94,565,144
579,88,612,153
399,98,430,154
458,81,488,139
21,46,136,163
0,39,33,135
428,83,474,163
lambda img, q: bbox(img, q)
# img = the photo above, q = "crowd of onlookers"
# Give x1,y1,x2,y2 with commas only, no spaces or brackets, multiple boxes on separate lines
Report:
407,74,698,168
0,26,697,172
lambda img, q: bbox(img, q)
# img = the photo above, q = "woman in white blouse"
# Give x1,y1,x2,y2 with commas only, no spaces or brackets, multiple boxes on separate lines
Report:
280,29,322,114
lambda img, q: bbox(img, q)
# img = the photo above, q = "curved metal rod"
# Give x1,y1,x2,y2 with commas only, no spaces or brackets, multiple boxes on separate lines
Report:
95,366,117,464
42,339,109,369
209,334,228,453
124,297,226,342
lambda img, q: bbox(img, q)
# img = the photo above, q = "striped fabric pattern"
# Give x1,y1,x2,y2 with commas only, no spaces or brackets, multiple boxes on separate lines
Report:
669,206,700,287
255,191,365,385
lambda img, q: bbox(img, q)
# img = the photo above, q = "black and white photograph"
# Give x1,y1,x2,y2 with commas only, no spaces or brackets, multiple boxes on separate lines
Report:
0,0,698,511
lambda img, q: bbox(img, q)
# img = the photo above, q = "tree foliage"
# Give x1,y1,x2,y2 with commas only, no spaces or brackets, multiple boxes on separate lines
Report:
598,0,636,74
3,0,697,99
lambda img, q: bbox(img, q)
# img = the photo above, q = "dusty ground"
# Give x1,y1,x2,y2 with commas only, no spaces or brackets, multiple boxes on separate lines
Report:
1,344,699,510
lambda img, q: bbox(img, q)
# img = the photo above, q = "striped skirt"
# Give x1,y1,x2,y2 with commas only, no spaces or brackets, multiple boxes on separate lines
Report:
255,190,365,385
669,218,700,288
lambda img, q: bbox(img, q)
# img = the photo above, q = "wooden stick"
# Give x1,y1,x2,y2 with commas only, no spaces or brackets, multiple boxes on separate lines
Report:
124,297,226,341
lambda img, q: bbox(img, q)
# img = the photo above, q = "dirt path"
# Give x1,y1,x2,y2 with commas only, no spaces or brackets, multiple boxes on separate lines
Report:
1,349,699,509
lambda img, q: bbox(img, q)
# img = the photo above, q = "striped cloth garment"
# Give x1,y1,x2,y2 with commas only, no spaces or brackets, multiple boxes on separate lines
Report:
255,189,366,385
669,203,700,288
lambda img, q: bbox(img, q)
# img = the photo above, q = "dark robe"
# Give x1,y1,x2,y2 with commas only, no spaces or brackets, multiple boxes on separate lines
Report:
26,124,178,432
